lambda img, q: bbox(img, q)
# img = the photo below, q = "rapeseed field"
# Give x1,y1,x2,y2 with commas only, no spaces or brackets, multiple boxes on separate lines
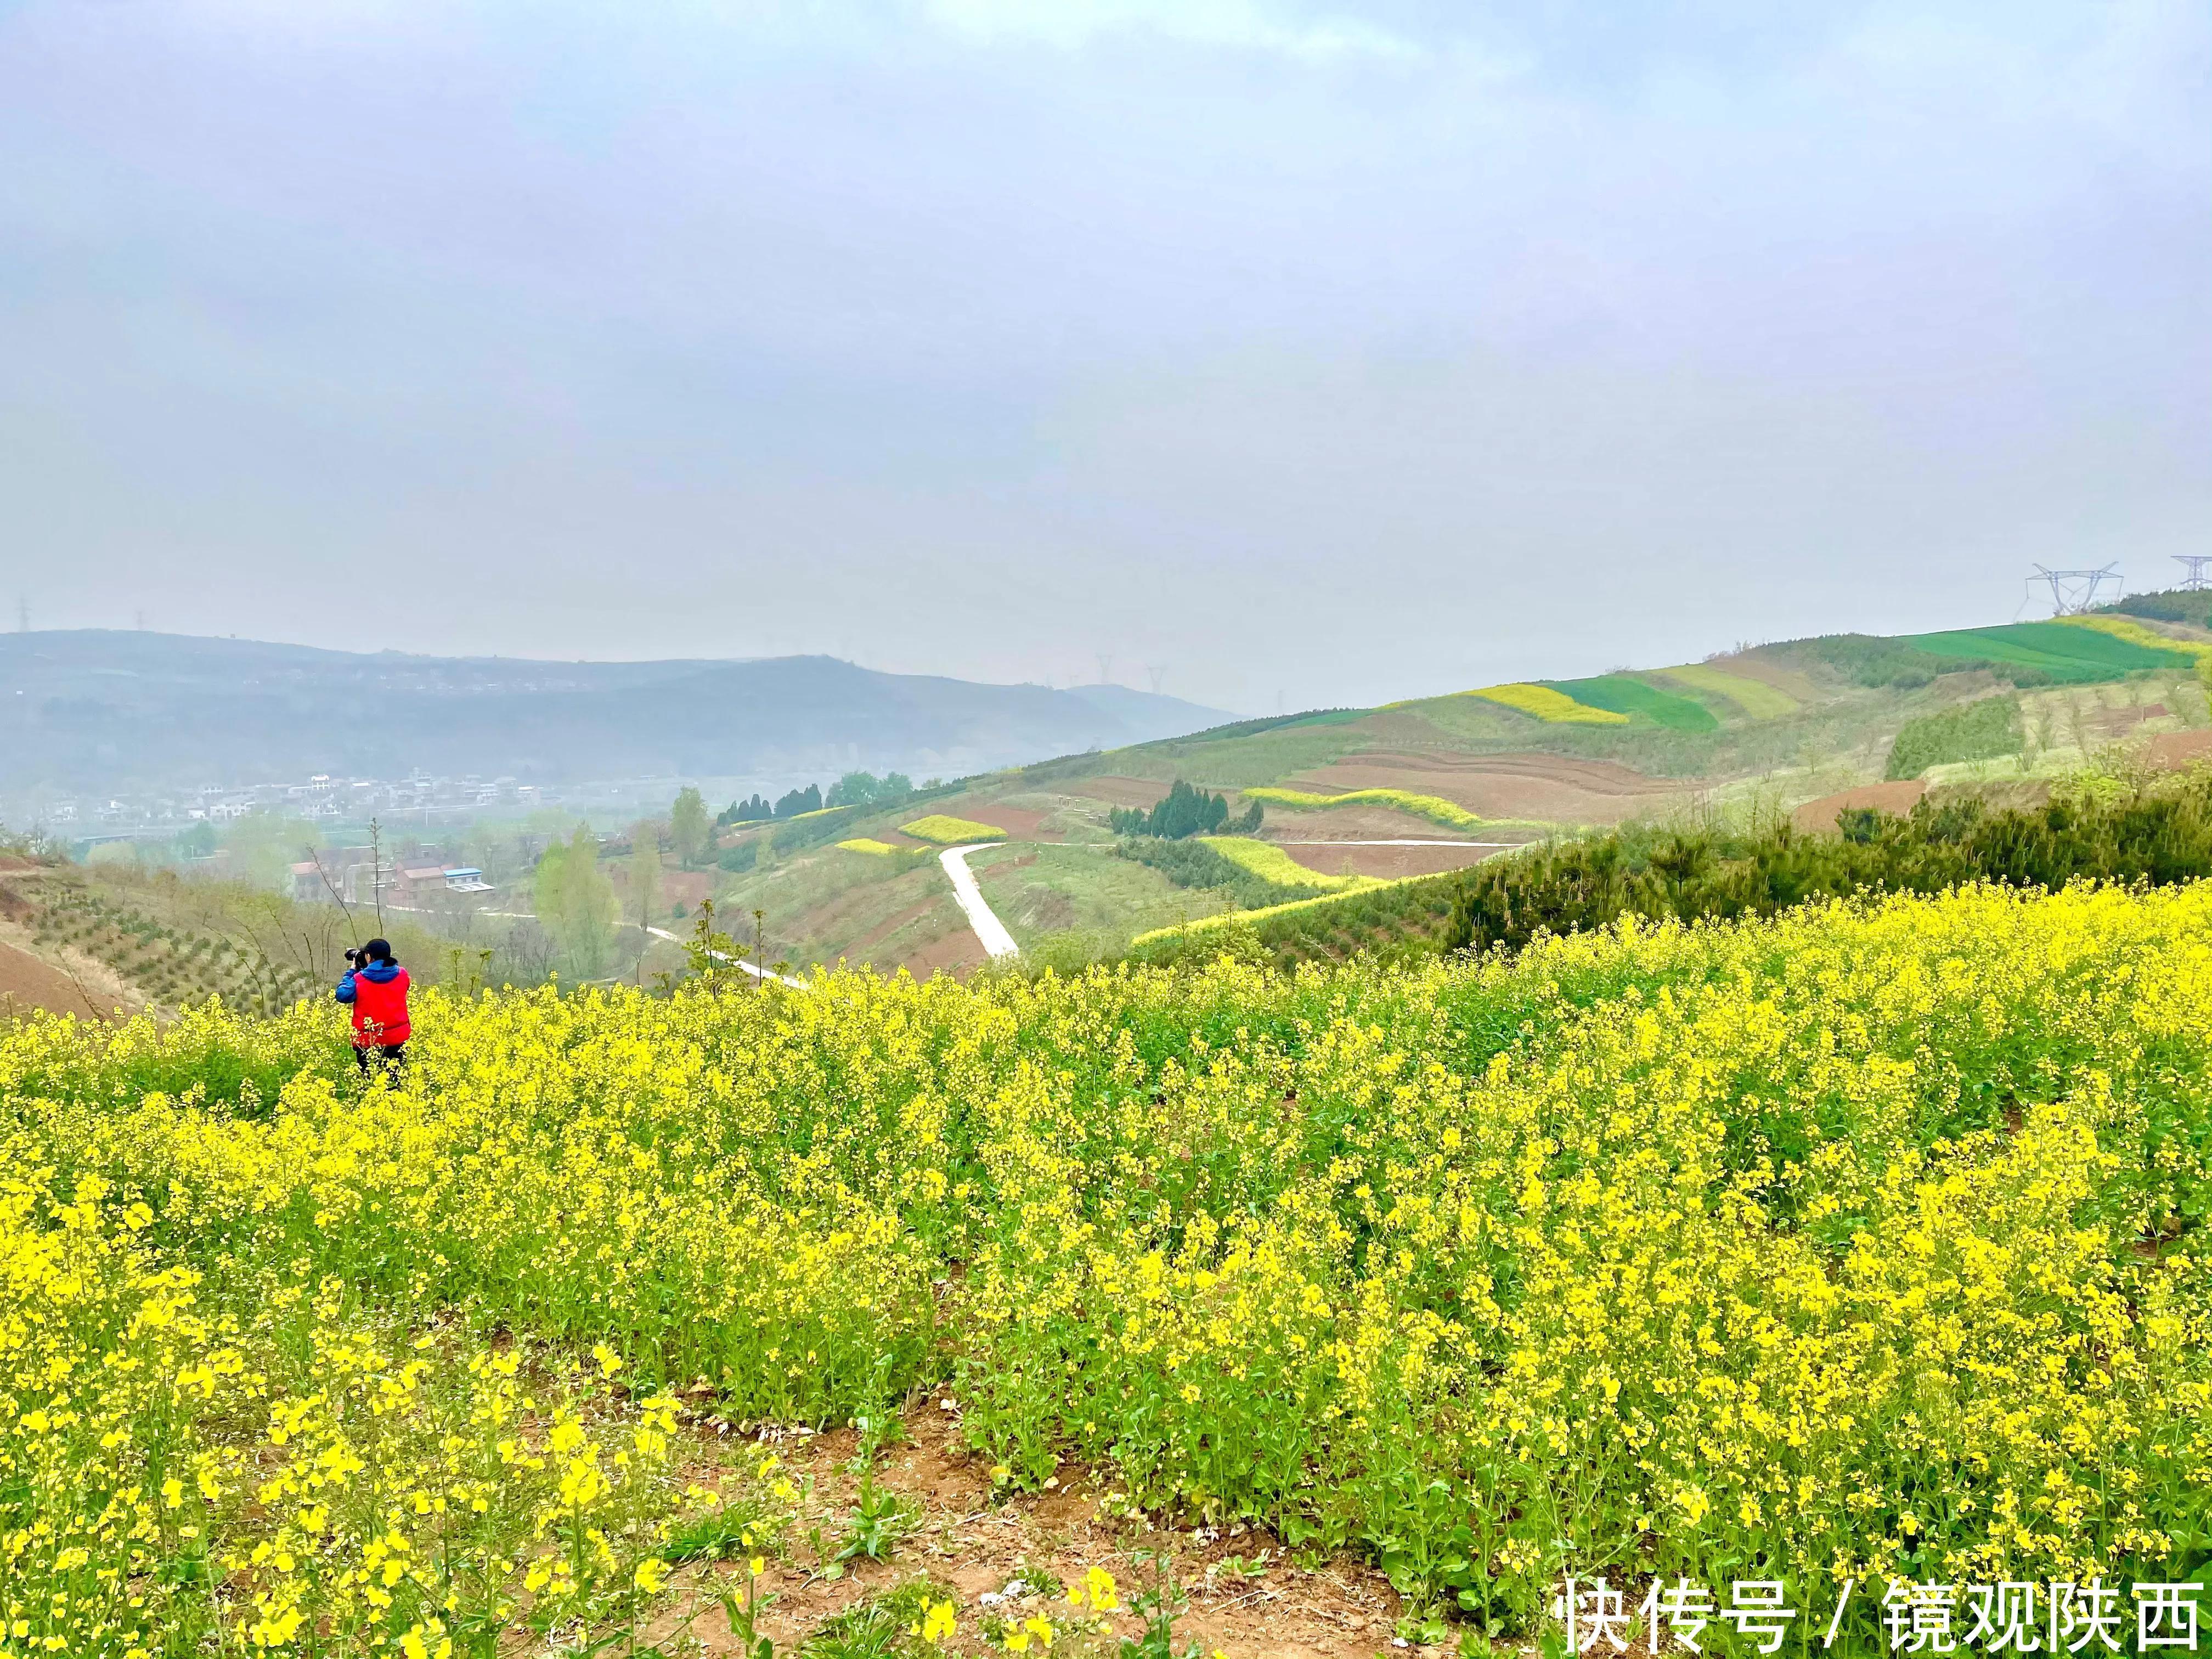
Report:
1239,787,1514,832
4,883,2209,1654
1468,684,1629,724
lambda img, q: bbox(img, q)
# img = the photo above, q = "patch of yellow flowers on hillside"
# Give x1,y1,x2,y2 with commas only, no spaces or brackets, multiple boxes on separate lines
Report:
1470,681,1630,723
3,879,2209,1650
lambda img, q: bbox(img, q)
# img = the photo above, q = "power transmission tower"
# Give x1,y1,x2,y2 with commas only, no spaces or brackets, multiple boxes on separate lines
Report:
2028,562,2121,617
2174,556,2212,592
15,597,25,633
1144,664,1166,694
1095,653,1113,686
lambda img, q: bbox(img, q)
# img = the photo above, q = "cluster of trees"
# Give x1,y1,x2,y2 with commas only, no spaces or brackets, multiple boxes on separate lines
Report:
723,784,825,821
2105,586,2212,629
776,785,823,817
721,771,927,828
716,782,832,823
719,784,825,823
1444,770,2212,955
1886,696,2022,780
826,770,917,810
1109,780,1261,840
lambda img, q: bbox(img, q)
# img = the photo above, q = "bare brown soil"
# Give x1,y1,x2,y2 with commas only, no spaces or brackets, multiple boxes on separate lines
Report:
1280,842,1507,881
0,872,140,1018
662,1399,1416,1658
2081,698,2172,743
897,928,989,981
1792,780,1927,833
1256,805,1423,839
969,806,1056,842
851,898,942,956
1062,776,1171,808
1288,751,1689,825
0,938,115,1021
664,870,717,911
2145,730,2212,769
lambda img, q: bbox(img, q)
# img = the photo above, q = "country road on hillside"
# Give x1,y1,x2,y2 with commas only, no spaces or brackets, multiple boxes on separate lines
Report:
940,844,1020,959
642,924,811,988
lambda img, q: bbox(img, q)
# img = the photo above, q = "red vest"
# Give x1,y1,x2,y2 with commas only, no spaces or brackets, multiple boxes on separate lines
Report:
349,967,411,1047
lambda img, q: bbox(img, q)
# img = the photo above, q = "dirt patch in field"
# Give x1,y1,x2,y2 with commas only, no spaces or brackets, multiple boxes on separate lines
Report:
1253,804,1498,840
0,939,114,1021
1279,842,1509,881
2143,730,2212,770
664,1399,1412,1658
1286,751,1690,825
1062,776,1170,808
663,870,716,910
851,897,943,955
970,805,1056,841
1793,780,1927,833
898,928,989,981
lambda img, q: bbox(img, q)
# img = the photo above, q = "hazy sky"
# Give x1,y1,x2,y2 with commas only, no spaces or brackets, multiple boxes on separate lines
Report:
2,1,2205,712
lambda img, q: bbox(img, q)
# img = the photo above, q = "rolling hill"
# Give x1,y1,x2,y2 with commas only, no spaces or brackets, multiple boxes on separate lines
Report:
697,602,2212,977
0,631,1233,797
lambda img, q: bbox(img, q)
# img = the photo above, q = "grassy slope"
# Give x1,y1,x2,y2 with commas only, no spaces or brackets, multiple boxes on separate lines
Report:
719,612,2212,972
709,842,972,974
966,840,1234,955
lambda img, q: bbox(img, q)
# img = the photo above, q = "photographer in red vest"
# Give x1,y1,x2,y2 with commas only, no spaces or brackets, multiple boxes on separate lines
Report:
335,937,411,1076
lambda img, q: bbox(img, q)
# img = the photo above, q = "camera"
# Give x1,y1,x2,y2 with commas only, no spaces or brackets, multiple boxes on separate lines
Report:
343,947,360,964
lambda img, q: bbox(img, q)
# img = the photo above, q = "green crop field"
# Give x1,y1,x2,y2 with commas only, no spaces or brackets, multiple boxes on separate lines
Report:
1543,673,1720,731
1903,621,2192,682
965,840,1235,959
1654,662,1799,718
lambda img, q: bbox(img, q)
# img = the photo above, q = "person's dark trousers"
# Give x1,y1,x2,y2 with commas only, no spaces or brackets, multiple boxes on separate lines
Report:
354,1042,407,1079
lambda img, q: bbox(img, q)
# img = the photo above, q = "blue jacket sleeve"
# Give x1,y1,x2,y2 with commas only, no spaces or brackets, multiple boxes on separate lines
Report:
334,969,358,1004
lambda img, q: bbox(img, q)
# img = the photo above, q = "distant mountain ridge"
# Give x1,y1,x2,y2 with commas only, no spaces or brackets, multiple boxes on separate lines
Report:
0,631,1235,795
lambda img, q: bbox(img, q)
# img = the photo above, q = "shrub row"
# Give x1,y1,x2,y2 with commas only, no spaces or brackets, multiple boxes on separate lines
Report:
1884,694,2022,779
1444,769,2212,954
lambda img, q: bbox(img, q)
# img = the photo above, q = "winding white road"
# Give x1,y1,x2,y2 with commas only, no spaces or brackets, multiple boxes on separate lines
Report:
940,844,1021,960
643,924,811,989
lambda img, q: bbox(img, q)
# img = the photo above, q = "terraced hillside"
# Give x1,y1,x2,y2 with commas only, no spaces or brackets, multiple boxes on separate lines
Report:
697,605,2212,975
0,859,448,1018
